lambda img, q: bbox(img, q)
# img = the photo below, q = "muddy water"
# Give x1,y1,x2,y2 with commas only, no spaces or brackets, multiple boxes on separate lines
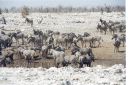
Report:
6,58,125,68
92,59,125,67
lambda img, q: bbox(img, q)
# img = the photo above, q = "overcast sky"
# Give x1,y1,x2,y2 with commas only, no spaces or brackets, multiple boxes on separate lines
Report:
0,0,125,9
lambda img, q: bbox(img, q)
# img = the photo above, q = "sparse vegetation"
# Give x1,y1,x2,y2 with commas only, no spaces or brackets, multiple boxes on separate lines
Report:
4,8,9,13
0,8,2,14
21,6,29,18
105,6,111,13
0,6,125,14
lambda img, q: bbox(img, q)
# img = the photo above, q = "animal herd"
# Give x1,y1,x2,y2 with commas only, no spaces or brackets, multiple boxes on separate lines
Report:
0,16,126,68
97,18,125,52
97,18,125,34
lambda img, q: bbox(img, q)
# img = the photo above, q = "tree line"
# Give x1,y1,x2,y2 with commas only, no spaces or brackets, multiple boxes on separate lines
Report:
0,5,125,14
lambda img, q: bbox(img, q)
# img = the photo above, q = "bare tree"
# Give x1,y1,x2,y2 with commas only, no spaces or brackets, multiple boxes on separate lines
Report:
10,7,17,13
5,5,125,13
21,6,29,18
101,8,104,14
4,8,9,13
105,6,111,13
0,8,2,14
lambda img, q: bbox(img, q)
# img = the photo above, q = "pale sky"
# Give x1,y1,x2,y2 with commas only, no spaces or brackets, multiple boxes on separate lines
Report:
0,0,125,8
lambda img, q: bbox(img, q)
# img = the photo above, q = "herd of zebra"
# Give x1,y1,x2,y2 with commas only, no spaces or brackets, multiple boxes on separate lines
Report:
0,16,126,68
97,18,125,52
97,18,125,34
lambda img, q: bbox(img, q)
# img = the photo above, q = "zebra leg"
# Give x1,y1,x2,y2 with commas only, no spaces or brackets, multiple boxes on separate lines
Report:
114,46,116,53
98,41,101,47
22,38,24,45
89,41,92,47
123,42,124,47
117,47,119,52
104,30,106,35
16,40,18,46
81,41,83,48
116,47,117,52
84,43,86,47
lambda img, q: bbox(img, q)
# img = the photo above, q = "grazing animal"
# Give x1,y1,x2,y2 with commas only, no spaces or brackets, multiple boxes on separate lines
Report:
27,35,42,47
25,18,33,27
49,49,65,67
61,33,77,49
82,36,94,47
113,39,121,52
0,34,12,48
71,43,80,55
46,35,54,45
0,57,7,67
33,29,44,45
112,34,125,47
83,32,90,37
79,47,95,61
37,18,43,24
22,49,40,67
78,54,93,67
92,36,103,47
64,52,80,67
10,31,25,45
0,48,14,67
97,24,108,34
112,34,121,52
41,44,52,58
23,49,34,67
0,17,6,24
100,18,106,25
54,34,65,47
54,45,65,52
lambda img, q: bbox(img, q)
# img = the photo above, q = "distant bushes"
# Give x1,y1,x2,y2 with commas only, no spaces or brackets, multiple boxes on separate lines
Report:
0,8,2,14
0,5,125,13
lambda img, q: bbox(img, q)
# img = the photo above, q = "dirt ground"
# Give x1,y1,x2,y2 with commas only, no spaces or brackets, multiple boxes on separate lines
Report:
7,41,125,68
1,13,125,68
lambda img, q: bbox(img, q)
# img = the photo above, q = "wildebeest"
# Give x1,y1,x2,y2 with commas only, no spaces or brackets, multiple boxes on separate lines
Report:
77,47,95,67
79,47,95,61
78,54,93,67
